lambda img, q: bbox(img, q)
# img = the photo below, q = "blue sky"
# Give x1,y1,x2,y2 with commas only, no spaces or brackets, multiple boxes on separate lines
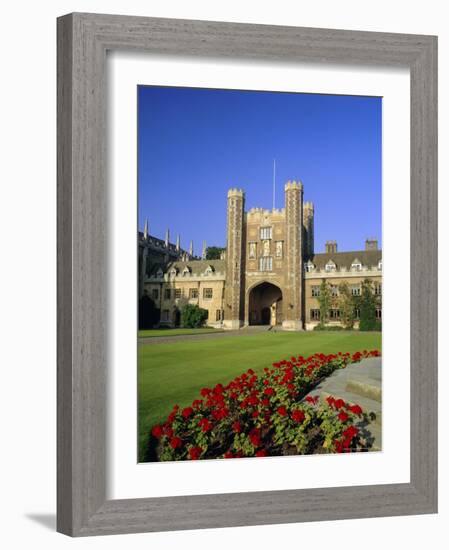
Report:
138,86,381,254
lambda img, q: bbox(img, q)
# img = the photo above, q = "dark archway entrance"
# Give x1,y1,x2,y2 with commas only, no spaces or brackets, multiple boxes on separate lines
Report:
248,282,283,326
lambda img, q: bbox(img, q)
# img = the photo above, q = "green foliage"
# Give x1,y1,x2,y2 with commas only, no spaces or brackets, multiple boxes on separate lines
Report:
180,303,208,328
149,350,380,461
317,279,332,326
358,279,378,331
338,282,356,329
138,330,382,460
205,246,225,260
313,325,345,331
138,294,160,329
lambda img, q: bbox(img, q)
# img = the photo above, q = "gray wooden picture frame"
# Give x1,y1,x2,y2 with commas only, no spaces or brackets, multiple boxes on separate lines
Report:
57,12,438,537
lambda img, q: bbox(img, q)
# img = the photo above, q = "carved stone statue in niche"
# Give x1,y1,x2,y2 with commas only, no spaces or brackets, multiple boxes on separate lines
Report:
275,240,283,258
249,242,256,259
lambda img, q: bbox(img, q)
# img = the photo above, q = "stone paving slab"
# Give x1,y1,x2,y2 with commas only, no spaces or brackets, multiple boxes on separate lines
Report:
303,357,382,451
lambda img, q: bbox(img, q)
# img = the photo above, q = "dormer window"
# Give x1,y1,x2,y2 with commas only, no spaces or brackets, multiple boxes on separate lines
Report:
378,259,382,270
182,266,191,276
351,259,362,271
325,260,336,272
156,268,164,278
168,267,178,278
305,261,315,272
204,265,214,275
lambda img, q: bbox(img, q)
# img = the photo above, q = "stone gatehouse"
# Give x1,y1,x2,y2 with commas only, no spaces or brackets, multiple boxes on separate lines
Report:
139,181,382,330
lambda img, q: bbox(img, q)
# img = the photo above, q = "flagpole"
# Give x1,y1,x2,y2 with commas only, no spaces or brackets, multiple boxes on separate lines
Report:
272,158,276,210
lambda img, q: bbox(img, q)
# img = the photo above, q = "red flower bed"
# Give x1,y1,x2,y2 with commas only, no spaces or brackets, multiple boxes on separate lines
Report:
150,349,380,461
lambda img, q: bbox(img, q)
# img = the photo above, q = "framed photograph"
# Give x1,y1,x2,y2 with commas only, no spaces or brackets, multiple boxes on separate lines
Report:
57,13,437,536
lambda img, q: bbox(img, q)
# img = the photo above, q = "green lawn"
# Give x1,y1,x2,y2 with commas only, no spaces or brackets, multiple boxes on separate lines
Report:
138,328,223,338
138,330,381,461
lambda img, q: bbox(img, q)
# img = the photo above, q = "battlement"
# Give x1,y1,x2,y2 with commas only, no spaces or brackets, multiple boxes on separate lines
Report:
247,207,286,217
227,188,245,197
303,201,314,211
284,180,303,191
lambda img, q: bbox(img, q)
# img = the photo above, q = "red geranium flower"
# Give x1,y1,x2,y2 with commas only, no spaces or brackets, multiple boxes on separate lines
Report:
264,387,275,396
334,440,344,453
249,428,261,447
277,406,288,417
255,449,267,457
247,394,260,406
348,404,363,416
198,418,213,433
232,421,242,433
334,398,346,410
151,425,163,439
338,411,349,423
188,446,202,460
164,425,173,438
169,436,183,449
182,406,194,419
305,395,319,405
292,409,305,423
342,425,359,440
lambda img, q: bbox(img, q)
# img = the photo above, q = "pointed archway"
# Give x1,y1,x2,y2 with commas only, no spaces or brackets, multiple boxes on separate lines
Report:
248,282,283,326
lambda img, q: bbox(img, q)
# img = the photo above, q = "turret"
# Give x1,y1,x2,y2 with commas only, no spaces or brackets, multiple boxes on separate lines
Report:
223,188,245,329
283,180,303,330
303,201,314,258
165,228,170,248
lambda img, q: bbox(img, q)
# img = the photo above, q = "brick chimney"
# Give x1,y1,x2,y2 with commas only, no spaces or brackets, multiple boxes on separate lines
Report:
325,240,337,254
365,238,378,251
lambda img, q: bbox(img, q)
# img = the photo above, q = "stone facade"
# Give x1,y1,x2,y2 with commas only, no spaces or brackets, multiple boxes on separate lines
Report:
139,180,382,330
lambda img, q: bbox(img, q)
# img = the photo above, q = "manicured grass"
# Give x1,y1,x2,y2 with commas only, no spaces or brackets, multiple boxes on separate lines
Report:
138,328,223,338
138,330,381,461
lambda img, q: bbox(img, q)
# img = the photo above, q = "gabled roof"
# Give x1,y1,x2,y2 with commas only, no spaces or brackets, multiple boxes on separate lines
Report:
148,259,226,277
310,249,382,270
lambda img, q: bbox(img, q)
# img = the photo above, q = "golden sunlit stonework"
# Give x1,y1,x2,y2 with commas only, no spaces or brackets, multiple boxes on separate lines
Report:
139,181,382,330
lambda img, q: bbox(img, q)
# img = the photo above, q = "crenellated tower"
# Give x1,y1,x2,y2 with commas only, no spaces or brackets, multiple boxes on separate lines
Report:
223,188,245,329
303,201,314,258
283,181,303,330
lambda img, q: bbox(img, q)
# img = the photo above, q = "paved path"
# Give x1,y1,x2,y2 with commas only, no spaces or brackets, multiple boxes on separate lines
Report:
139,325,272,345
303,357,382,451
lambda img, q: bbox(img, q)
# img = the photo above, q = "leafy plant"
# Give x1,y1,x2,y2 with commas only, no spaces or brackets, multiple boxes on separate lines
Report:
317,279,332,326
149,349,380,460
358,279,379,331
180,303,209,328
205,246,225,260
338,281,356,329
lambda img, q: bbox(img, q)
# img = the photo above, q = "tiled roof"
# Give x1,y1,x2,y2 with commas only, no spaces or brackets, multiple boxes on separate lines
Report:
148,259,226,277
309,249,382,270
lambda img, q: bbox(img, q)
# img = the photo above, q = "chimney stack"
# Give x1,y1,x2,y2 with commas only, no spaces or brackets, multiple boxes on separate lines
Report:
325,240,337,254
365,238,378,251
